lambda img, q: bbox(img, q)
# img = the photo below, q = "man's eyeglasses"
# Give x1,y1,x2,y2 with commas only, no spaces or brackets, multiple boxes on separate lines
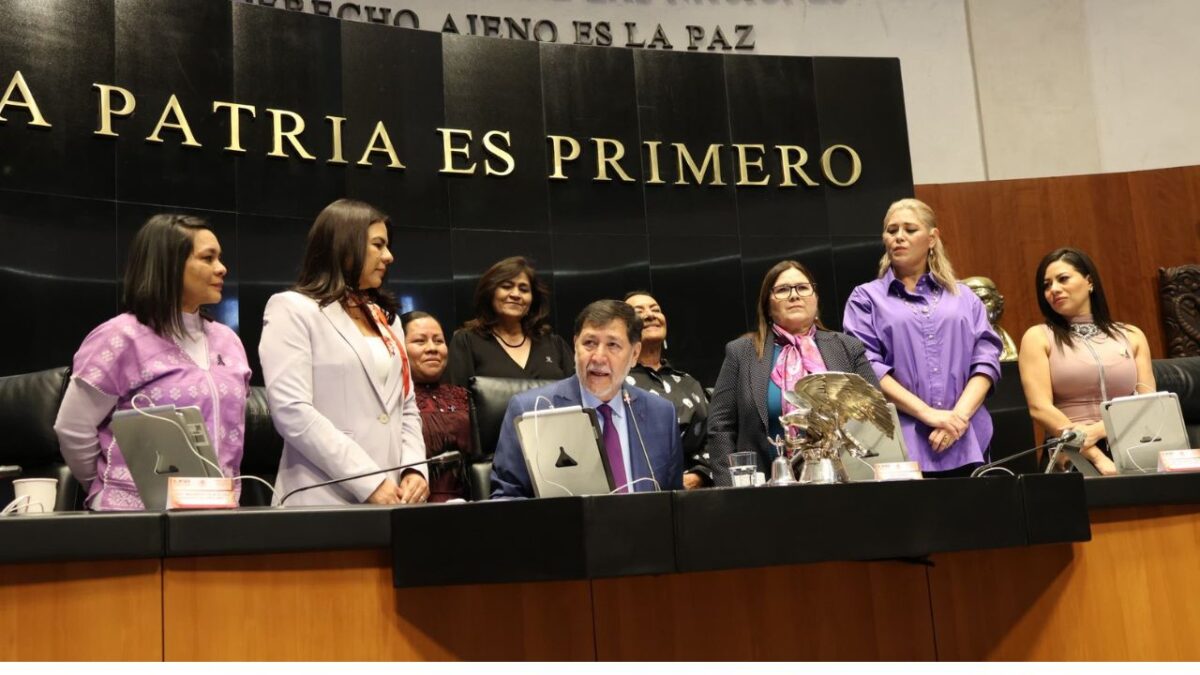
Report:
771,283,816,300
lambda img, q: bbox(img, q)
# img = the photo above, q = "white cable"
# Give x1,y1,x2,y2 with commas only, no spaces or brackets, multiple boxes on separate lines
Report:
608,477,659,494
1,495,35,515
230,474,278,497
530,394,574,497
1118,395,1171,474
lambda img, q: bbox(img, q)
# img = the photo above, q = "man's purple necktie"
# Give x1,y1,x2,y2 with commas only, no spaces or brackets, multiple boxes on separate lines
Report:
597,403,628,493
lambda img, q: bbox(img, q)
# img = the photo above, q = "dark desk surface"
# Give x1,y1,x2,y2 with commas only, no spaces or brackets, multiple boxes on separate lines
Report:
1,475,1093,582
0,511,162,564
166,505,394,556
1085,471,1200,509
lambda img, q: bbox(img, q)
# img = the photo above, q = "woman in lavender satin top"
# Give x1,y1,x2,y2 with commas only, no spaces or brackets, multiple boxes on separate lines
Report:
1017,248,1155,475
53,215,251,510
842,199,1002,476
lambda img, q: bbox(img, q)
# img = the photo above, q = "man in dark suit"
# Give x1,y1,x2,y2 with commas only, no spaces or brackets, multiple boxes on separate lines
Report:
490,300,684,498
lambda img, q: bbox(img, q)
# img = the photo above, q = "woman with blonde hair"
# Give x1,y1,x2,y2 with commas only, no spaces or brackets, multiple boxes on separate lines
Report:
842,198,1002,477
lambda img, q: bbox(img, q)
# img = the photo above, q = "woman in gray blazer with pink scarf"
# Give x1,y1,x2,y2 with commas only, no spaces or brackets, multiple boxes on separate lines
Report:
260,199,428,506
707,260,879,486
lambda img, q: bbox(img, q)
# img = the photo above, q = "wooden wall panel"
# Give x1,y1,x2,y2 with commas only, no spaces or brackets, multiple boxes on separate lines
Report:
591,560,936,661
0,558,162,661
928,505,1200,660
162,549,595,661
916,166,1200,358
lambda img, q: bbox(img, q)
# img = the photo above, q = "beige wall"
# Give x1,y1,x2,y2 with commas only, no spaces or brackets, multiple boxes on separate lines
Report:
246,0,1200,184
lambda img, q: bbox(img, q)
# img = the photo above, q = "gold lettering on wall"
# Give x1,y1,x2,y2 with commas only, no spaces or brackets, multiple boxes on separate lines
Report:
0,70,52,128
265,108,316,160
0,76,872,190
212,101,255,153
325,115,347,165
732,143,769,187
93,84,134,137
820,144,862,187
777,145,819,187
482,130,515,177
438,128,476,174
593,138,635,183
643,141,665,185
357,121,405,169
146,95,200,147
672,143,725,186
547,135,580,180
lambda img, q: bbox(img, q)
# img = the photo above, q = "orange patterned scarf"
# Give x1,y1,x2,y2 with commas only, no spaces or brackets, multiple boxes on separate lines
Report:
364,302,411,398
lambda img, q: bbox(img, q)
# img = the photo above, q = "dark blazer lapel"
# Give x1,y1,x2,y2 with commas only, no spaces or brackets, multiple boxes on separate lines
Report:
750,342,772,433
814,330,849,373
321,303,387,409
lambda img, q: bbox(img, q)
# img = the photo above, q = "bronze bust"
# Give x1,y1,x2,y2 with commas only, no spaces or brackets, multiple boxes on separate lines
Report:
963,276,1018,361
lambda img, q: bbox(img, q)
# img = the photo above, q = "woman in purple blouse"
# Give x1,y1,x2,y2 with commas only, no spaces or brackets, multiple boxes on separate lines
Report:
842,198,1002,477
54,215,251,510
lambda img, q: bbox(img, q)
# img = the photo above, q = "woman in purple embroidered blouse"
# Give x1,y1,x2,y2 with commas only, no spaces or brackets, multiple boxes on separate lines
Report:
842,198,1002,477
53,214,251,510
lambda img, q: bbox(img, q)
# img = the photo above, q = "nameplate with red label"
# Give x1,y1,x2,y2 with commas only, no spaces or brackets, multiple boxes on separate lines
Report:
1157,449,1200,473
167,477,238,509
873,461,924,481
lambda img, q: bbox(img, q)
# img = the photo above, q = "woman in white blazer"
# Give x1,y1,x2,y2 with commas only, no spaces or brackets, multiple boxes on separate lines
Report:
260,199,429,506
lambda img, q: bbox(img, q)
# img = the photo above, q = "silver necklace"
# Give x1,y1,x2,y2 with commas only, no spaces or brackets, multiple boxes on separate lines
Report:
899,282,942,318
1070,322,1102,340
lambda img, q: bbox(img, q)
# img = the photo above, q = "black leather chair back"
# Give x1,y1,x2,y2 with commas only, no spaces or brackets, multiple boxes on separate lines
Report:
0,367,285,509
467,376,557,457
0,367,82,511
1152,357,1200,447
238,385,283,506
466,376,556,500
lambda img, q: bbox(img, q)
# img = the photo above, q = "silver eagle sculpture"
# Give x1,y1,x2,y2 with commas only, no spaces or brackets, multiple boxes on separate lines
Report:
770,372,895,484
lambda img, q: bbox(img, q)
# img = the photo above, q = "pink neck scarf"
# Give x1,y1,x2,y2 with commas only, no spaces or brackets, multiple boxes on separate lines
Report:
769,323,827,414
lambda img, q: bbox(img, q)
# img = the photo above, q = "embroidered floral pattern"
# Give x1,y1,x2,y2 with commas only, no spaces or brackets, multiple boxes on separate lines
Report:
71,313,252,511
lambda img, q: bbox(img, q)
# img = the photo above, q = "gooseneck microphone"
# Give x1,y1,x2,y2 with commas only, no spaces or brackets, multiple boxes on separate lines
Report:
970,430,1086,478
623,387,661,492
276,451,462,506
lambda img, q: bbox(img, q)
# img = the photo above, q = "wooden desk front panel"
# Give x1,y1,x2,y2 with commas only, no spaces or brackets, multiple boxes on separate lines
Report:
591,560,937,661
928,505,1200,660
0,558,162,661
162,548,595,661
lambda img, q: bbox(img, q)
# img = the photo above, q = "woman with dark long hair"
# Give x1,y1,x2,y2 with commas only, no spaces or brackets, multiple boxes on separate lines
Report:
447,256,573,386
707,260,878,485
1018,247,1155,475
54,214,251,510
259,198,429,505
